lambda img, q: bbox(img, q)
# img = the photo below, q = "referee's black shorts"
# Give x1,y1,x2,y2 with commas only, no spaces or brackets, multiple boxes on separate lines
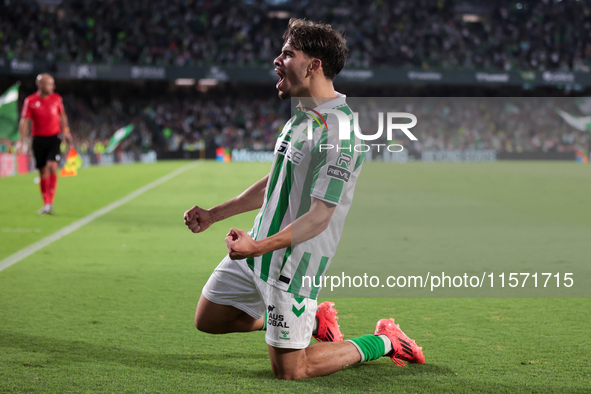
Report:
32,135,62,170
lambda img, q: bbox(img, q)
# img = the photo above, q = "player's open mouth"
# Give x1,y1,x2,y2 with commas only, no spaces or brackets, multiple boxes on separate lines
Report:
275,69,285,89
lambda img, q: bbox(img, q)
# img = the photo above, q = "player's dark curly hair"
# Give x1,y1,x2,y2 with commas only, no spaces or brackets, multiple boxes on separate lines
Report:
283,18,349,80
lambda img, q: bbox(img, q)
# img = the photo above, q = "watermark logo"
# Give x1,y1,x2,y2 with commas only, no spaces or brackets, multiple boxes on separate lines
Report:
300,108,418,152
302,107,329,132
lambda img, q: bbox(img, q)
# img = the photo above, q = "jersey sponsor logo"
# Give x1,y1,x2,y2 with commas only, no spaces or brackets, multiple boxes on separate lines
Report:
275,139,305,166
267,305,276,312
327,165,351,182
268,311,290,328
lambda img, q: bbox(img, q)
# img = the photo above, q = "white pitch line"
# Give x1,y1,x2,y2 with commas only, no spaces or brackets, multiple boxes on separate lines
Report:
0,162,198,273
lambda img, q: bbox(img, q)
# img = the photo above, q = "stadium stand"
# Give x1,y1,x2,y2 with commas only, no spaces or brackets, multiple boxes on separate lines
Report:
2,0,590,71
1,0,590,158
57,86,587,155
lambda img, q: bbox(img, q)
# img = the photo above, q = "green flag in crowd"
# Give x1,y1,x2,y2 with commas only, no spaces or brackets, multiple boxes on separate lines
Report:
556,108,591,132
0,83,20,142
105,124,134,153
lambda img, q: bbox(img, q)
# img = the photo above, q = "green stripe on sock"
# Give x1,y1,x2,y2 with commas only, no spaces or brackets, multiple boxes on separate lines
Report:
348,335,385,362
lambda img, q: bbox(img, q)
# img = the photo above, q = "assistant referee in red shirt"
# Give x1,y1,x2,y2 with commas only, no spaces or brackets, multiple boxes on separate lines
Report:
18,73,73,215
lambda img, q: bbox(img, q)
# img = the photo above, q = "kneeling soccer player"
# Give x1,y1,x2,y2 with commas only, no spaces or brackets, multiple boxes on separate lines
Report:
184,18,424,380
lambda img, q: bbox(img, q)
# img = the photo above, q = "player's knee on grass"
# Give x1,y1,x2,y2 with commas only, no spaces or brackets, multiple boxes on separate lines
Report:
269,347,308,380
273,367,307,380
270,361,307,380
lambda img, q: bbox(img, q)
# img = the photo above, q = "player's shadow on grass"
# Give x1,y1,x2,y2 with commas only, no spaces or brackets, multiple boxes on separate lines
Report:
2,330,457,384
251,354,455,382
356,360,454,376
0,330,266,375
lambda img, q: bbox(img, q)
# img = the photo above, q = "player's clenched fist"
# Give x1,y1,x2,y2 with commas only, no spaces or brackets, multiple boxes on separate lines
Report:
184,205,214,233
225,228,261,260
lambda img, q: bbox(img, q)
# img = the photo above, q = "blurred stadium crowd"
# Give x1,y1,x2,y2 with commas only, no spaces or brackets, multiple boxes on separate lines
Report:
61,90,587,156
63,91,287,155
1,0,590,156
386,98,587,153
2,0,590,71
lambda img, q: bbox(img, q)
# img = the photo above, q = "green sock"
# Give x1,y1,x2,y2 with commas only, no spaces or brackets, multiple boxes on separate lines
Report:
260,311,267,331
347,335,385,362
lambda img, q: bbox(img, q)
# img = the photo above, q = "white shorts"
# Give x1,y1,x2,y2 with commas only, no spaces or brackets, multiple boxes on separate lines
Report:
202,255,317,349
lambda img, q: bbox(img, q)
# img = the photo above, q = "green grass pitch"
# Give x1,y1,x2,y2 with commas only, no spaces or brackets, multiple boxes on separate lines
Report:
0,160,589,393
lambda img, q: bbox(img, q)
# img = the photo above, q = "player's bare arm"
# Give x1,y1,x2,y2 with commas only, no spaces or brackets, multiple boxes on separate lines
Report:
184,174,269,233
224,197,336,260
17,117,30,154
59,111,74,145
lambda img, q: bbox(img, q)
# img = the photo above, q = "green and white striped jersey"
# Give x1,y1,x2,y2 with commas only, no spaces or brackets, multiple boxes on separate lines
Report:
246,95,364,298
